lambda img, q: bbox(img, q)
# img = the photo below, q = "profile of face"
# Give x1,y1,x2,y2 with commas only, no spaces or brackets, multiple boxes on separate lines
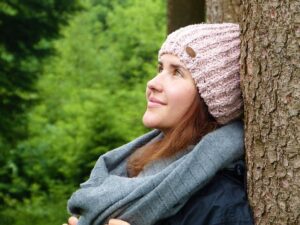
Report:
143,54,198,133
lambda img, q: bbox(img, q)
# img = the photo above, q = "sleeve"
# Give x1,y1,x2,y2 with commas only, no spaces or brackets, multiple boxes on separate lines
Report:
211,202,255,225
156,171,254,225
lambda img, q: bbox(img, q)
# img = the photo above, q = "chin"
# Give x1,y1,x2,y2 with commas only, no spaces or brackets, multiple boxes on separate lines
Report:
142,113,160,129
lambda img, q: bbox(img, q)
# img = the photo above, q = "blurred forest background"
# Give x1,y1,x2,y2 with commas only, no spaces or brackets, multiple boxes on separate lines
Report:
0,0,166,224
1,0,299,224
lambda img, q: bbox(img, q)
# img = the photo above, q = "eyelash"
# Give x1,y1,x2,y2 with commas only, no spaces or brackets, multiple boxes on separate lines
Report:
157,65,183,77
157,65,163,72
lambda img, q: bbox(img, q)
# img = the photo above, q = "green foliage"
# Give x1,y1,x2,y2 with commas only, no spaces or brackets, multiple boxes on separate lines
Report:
0,0,81,144
0,0,166,224
102,0,167,85
0,183,74,225
0,1,81,207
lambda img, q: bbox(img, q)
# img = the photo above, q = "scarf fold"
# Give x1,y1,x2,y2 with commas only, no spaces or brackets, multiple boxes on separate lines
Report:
67,120,244,225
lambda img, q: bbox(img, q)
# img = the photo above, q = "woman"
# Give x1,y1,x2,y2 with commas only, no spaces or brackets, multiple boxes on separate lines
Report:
65,23,254,225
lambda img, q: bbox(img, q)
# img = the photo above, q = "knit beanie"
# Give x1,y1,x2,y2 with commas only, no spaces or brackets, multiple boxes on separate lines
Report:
158,23,243,124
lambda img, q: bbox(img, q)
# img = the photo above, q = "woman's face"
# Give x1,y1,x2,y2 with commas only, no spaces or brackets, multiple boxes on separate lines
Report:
143,54,198,133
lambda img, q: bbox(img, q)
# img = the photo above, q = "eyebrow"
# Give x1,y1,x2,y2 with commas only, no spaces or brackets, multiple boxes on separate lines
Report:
158,61,186,71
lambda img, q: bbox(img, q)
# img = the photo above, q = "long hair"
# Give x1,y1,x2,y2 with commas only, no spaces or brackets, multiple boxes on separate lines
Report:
127,94,219,177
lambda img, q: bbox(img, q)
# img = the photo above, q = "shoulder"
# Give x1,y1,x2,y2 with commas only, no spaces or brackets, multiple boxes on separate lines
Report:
157,163,254,225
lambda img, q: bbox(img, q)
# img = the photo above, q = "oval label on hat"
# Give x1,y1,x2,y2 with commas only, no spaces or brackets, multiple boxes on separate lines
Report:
186,46,196,58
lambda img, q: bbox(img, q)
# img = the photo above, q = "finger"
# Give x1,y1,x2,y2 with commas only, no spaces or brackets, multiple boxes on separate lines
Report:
108,219,130,225
68,216,79,225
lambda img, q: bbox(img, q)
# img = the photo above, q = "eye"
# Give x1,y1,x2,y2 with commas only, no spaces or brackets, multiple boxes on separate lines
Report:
157,64,163,72
174,69,183,77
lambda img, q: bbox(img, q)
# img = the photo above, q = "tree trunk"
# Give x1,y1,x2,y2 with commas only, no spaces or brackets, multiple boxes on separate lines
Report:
167,0,205,34
206,0,241,23
205,0,300,223
240,1,300,224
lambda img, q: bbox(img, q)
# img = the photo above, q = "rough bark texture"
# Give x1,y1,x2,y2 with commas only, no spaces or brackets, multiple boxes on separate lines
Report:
167,0,205,34
240,1,300,224
206,0,241,23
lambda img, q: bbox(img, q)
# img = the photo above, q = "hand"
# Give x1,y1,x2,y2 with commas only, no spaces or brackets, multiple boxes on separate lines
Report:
62,216,78,225
62,217,130,225
107,219,130,225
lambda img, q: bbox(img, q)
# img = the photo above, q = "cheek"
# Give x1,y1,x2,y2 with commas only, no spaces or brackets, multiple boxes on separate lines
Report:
169,87,197,110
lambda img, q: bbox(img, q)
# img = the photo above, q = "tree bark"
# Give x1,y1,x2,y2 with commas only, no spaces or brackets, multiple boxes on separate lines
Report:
240,1,300,224
167,0,205,34
206,0,241,23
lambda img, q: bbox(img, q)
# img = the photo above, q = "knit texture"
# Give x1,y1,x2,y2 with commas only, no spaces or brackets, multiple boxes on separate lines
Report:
158,23,243,124
67,121,244,225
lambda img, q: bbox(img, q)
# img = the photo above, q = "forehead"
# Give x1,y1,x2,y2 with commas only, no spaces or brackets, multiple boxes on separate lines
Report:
159,54,184,67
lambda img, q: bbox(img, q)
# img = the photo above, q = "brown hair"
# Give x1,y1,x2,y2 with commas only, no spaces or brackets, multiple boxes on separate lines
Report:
127,94,219,177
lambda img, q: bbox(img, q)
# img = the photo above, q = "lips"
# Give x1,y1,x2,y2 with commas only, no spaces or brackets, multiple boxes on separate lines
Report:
148,96,166,107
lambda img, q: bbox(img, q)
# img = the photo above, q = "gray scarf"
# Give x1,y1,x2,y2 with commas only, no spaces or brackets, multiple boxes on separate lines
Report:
67,120,244,225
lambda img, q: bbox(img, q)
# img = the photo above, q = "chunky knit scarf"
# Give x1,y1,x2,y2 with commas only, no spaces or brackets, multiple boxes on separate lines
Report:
67,121,244,225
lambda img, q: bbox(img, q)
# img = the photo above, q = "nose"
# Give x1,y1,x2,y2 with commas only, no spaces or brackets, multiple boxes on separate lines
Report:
147,73,163,92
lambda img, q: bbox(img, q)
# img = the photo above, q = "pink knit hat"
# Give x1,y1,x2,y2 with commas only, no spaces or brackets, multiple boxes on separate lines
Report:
158,23,243,124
